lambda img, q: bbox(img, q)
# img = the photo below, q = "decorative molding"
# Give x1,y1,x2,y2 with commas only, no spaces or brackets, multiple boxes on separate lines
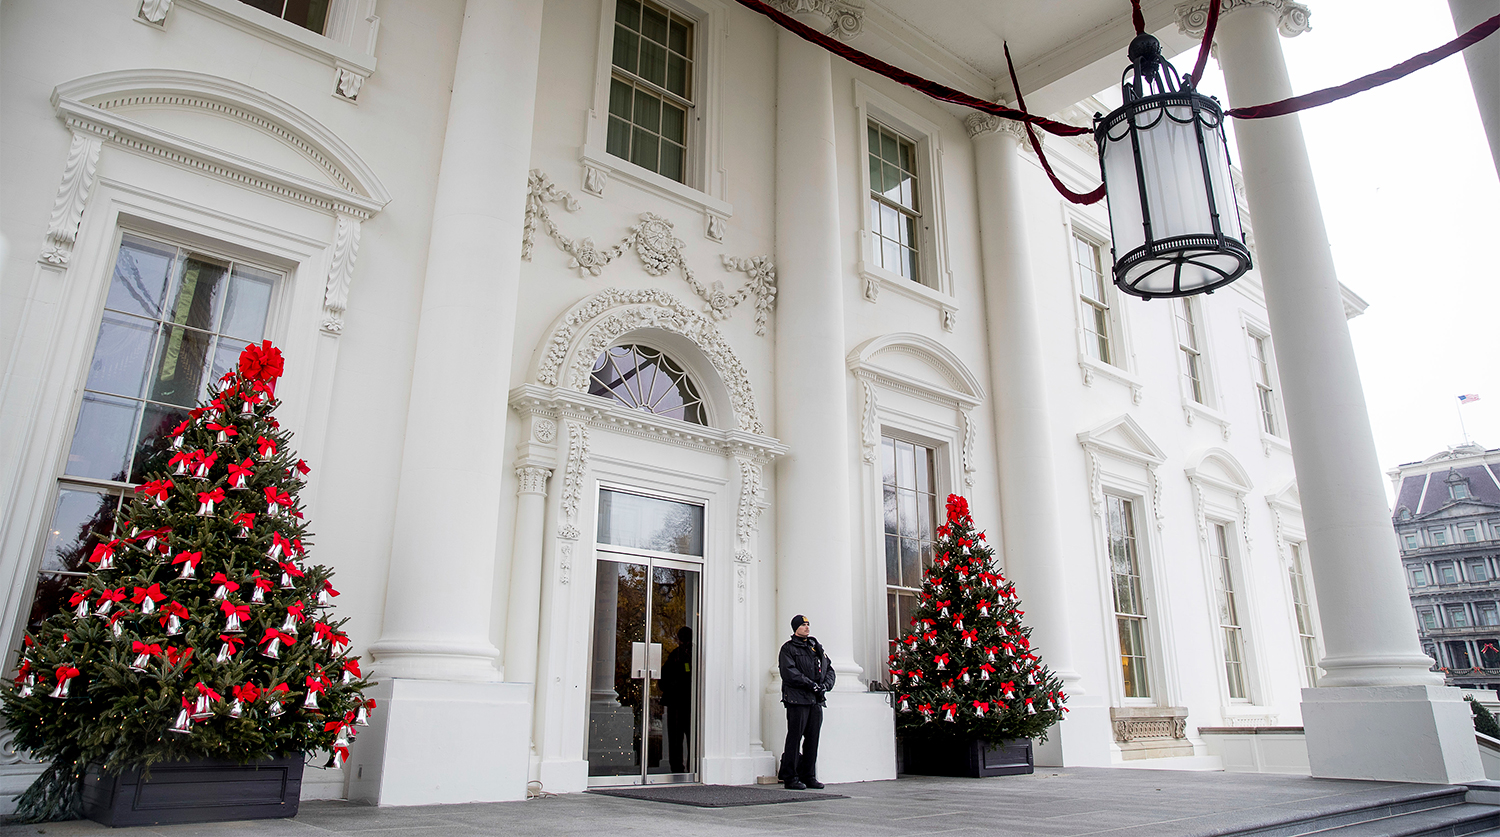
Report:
523,170,776,333
705,211,726,243
1240,490,1254,552
38,132,102,267
559,421,590,539
960,407,976,487
533,419,557,443
534,287,766,435
846,333,986,407
52,70,390,220
582,160,609,197
863,274,880,303
516,465,552,496
859,378,879,463
963,112,1030,143
0,729,40,766
139,0,173,24
735,564,748,604
1088,450,1104,517
940,305,957,333
334,66,365,102
766,0,864,40
1150,466,1165,529
1176,0,1312,38
320,214,362,333
558,542,574,585
736,457,767,557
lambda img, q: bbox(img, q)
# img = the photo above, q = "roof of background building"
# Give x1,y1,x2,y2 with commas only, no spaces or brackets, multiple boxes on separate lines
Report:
1391,446,1500,519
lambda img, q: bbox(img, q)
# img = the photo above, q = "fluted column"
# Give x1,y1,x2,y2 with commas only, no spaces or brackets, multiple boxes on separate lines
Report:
772,24,859,681
966,116,1079,689
504,465,551,683
1449,0,1500,178
1190,0,1482,782
371,0,544,681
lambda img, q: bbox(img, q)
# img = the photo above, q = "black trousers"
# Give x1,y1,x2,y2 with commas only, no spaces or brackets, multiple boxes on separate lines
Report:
666,705,689,773
781,703,823,782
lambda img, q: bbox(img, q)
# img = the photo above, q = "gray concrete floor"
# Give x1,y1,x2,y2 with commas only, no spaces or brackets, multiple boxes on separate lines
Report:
0,769,1453,837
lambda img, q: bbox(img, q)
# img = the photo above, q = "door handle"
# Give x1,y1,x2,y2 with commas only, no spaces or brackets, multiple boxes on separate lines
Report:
631,642,664,679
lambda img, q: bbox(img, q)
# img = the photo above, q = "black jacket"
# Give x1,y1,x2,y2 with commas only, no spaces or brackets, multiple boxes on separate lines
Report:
779,635,836,705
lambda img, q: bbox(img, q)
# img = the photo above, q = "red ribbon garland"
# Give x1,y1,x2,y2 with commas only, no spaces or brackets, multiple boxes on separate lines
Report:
1004,42,1106,205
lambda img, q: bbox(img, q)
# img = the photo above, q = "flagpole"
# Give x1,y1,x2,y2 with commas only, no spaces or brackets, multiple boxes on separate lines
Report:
1458,396,1471,445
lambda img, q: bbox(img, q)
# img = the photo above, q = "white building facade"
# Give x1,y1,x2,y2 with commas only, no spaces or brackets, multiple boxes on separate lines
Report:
0,0,1485,806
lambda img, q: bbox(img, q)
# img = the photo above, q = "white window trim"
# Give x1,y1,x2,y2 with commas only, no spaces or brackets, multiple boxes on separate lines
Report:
1240,313,1290,457
1174,297,1229,438
166,0,380,102
582,0,733,235
852,80,956,331
1078,416,1176,708
1064,206,1141,403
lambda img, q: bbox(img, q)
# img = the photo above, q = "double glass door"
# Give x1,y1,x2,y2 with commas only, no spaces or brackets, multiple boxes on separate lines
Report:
587,488,703,786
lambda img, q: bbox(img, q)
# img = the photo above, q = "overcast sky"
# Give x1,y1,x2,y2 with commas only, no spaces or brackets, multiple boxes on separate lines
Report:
1176,0,1500,494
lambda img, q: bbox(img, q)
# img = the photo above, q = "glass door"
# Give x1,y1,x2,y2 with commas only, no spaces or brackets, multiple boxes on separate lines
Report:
587,553,700,785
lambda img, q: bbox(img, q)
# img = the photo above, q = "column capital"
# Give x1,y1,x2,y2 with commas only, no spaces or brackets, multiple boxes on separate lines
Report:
766,0,864,40
515,464,552,495
1176,0,1312,39
963,112,1030,143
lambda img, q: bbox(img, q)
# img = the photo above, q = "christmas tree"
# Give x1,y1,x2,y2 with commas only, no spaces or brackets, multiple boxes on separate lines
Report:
889,494,1066,744
1,341,373,822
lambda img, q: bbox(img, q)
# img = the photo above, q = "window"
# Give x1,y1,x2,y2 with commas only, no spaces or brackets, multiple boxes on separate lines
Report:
1288,543,1319,686
1432,529,1450,547
1251,334,1279,436
1404,534,1419,550
1399,507,1413,521
1462,526,1480,543
1076,236,1114,365
882,437,938,644
25,232,277,630
238,0,329,34
867,121,922,282
1469,560,1488,581
608,0,694,183
1479,603,1500,627
1447,640,1472,669
1452,482,1471,501
1210,523,1249,699
1420,609,1438,631
1175,298,1206,404
1107,495,1151,698
1440,563,1458,584
588,344,706,424
1411,567,1429,587
1448,605,1470,628
1481,639,1500,668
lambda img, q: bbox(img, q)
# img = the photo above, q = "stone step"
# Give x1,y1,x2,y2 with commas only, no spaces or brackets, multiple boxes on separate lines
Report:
1218,787,1472,837
1297,803,1500,837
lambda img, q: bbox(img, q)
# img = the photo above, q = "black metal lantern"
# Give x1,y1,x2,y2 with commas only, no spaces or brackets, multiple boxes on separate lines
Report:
1095,34,1251,298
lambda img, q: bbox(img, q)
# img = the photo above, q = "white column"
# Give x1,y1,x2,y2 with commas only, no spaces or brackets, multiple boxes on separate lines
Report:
1204,0,1482,783
349,0,542,806
1449,0,1500,178
967,116,1108,767
770,17,895,785
772,25,858,681
504,465,551,683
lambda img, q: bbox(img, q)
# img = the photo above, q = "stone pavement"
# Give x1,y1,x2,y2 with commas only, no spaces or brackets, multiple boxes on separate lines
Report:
0,768,1461,837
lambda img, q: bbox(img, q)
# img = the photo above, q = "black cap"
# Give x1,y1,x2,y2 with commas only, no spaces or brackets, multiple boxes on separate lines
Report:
791,614,807,630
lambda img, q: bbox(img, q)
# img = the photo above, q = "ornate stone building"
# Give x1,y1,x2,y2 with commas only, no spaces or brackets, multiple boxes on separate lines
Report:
1,0,1491,807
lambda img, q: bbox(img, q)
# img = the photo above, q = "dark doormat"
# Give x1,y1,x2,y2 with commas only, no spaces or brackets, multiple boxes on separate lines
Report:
587,784,847,807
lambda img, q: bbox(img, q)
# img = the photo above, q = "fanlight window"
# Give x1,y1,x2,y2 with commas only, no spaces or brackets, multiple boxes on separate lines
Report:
588,345,706,425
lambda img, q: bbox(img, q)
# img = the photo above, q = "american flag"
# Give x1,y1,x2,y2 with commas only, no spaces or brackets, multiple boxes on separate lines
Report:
1459,394,1481,404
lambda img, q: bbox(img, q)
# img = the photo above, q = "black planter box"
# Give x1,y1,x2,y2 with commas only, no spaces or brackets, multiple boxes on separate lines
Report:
80,755,304,827
901,736,1033,778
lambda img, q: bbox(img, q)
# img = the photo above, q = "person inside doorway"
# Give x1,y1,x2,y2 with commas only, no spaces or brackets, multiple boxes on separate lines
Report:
778,614,835,789
660,625,694,774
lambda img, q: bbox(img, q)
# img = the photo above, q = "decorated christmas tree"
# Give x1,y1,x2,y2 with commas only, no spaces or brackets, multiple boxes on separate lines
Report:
1,341,373,822
889,494,1066,744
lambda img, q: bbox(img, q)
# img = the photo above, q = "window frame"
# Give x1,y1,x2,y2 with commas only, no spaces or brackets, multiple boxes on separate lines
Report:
1065,209,1142,399
582,0,732,224
879,434,942,647
1411,566,1429,587
604,0,698,185
1106,493,1154,701
853,80,956,327
1287,541,1320,687
1432,529,1450,547
1420,608,1438,632
1209,521,1251,701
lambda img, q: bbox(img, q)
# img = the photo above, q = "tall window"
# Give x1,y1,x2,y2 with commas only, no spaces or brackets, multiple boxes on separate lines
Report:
1432,530,1450,547
26,232,277,629
608,0,694,183
1176,298,1205,404
1211,523,1249,699
867,121,921,282
1420,608,1438,631
1076,236,1113,365
1479,603,1500,627
1448,605,1470,628
239,0,329,34
1107,495,1150,698
588,345,706,425
1288,543,1319,686
1447,640,1472,669
1480,639,1500,668
1251,334,1279,436
882,437,937,644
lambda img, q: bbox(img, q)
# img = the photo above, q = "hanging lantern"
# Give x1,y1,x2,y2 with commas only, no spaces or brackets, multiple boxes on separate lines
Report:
1095,34,1250,298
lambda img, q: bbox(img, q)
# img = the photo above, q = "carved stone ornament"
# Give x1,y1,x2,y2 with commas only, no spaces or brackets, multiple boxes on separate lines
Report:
536,287,766,434
583,161,608,197
859,378,879,464
863,274,879,303
335,67,366,102
0,728,41,765
705,212,726,242
139,0,173,24
558,542,574,585
766,0,864,40
963,112,1033,143
532,419,557,443
559,421,590,539
321,215,362,333
941,306,957,333
523,170,776,334
735,564,748,603
960,407,977,487
1176,0,1311,39
39,132,102,267
516,465,552,496
736,457,766,549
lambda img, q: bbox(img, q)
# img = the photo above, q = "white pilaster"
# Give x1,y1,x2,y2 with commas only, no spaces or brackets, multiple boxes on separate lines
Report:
1448,0,1500,178
504,465,551,683
352,0,544,805
968,116,1110,767
1205,0,1483,783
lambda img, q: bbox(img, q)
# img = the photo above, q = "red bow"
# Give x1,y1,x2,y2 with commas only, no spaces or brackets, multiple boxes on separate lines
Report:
196,682,222,701
194,450,219,474
253,573,274,592
159,601,190,627
257,437,278,458
218,634,245,652
322,580,339,598
88,540,121,565
279,561,304,580
973,701,989,716
951,613,966,629
286,601,307,622
234,512,256,531
197,487,226,505
97,588,126,605
232,682,261,702
295,459,310,475
918,703,933,716
173,551,203,570
210,573,241,594
1000,681,1016,698
305,674,329,694
131,526,168,543
206,422,238,438
269,531,292,558
227,458,255,484
261,628,295,647
169,419,191,439
137,479,174,503
168,450,193,472
69,590,93,607
131,641,162,657
934,653,950,669
238,340,285,384
220,601,250,620
324,719,347,734
314,622,336,643
164,646,193,666
960,629,979,644
54,666,80,682
343,659,362,680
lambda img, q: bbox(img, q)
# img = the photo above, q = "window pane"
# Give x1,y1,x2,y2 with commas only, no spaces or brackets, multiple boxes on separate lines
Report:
208,337,250,399
28,573,84,632
38,486,119,574
668,19,689,54
597,489,704,556
281,0,329,34
149,325,213,407
898,489,917,539
609,78,634,120
222,267,275,343
660,103,685,145
881,437,896,486
608,116,632,159
641,4,668,42
880,129,897,163
63,392,137,480
633,89,661,133
106,234,176,319
613,25,639,74
900,537,920,589
631,129,659,173
885,534,900,586
166,256,228,331
85,312,158,398
666,53,689,98
130,402,191,483
882,163,901,203
639,39,667,87
617,0,641,28
896,441,915,489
